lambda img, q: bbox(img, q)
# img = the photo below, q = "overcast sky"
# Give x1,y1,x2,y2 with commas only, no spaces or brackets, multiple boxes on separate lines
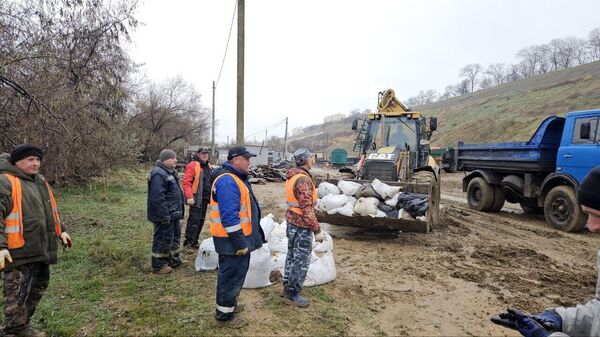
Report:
128,0,600,144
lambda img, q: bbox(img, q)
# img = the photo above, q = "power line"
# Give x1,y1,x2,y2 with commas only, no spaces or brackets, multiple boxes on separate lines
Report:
244,118,287,139
216,0,238,88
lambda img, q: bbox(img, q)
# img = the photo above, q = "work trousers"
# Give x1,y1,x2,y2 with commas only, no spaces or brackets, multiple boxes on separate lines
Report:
2,262,50,335
152,219,182,270
183,199,209,247
215,254,250,321
283,223,313,296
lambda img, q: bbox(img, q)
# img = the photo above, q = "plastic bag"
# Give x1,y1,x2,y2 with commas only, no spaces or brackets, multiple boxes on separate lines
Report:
337,180,362,196
243,245,273,288
195,238,219,271
353,197,380,216
317,182,341,198
385,192,402,207
372,179,402,200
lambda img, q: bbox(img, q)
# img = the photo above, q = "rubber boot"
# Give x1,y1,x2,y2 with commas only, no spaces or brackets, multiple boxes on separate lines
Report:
283,291,310,308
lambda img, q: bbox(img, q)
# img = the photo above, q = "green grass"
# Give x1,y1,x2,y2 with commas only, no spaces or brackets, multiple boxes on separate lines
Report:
0,167,354,336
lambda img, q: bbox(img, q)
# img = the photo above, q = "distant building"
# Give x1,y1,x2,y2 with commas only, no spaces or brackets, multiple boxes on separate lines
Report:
292,127,304,136
323,113,345,123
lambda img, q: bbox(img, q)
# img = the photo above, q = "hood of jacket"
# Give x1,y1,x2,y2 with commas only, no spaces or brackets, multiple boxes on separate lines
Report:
0,153,35,181
286,167,312,180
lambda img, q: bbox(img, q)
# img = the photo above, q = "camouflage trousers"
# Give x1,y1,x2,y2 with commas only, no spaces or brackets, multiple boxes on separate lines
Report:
2,263,50,335
283,223,313,295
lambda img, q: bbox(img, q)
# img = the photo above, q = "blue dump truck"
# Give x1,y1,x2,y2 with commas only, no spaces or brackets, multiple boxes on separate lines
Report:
445,109,600,232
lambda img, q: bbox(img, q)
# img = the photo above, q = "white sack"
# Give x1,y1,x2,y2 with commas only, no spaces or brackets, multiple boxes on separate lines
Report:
327,200,355,217
371,179,402,200
398,208,415,220
337,180,362,196
304,251,337,287
374,210,387,218
317,182,341,198
385,192,402,207
260,214,277,241
195,238,219,271
271,251,287,272
313,232,334,253
243,245,273,288
353,197,380,216
268,221,288,254
319,194,352,212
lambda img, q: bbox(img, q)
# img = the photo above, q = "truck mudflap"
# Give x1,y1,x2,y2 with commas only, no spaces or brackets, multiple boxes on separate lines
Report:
315,171,440,233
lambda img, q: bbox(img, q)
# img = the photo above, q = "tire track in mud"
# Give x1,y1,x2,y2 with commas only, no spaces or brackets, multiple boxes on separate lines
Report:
438,205,598,312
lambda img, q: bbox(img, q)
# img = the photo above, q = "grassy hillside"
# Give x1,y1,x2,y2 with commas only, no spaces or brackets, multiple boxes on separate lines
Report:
293,61,600,156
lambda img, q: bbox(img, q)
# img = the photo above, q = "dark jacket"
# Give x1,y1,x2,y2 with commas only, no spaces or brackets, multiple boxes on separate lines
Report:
0,153,65,268
210,162,265,255
147,162,184,223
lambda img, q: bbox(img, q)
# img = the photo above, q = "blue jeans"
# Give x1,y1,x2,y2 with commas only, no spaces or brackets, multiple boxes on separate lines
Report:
283,223,312,296
151,219,181,270
215,254,250,321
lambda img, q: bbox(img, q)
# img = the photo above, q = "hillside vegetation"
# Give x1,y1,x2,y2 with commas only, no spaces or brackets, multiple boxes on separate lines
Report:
293,61,600,156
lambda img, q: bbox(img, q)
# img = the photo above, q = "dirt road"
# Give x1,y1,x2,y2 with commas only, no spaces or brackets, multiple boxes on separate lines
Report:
248,171,600,336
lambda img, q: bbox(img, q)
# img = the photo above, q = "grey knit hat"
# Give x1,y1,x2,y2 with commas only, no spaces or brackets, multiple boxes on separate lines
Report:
293,148,313,166
159,149,177,162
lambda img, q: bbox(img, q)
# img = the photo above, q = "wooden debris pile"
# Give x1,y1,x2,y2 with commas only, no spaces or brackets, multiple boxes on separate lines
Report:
248,165,287,184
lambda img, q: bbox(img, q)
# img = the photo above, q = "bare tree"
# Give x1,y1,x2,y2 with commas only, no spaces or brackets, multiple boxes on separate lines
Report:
485,63,506,86
459,63,483,93
0,0,139,183
589,28,600,61
128,77,210,161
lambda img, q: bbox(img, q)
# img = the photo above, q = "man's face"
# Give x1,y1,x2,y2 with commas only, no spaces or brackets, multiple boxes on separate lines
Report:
231,156,250,173
198,152,209,162
582,206,600,232
163,157,177,170
15,156,41,176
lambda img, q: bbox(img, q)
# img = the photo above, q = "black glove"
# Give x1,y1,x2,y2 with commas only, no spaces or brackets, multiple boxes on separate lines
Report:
491,308,552,337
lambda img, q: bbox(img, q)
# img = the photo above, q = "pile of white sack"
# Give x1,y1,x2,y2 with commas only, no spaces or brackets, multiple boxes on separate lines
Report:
317,179,428,221
194,214,336,289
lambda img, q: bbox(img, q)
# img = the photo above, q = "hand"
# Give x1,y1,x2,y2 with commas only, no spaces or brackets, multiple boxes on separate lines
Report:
532,310,562,332
511,309,551,337
0,249,13,270
314,231,325,242
235,247,249,256
60,232,72,248
186,198,195,206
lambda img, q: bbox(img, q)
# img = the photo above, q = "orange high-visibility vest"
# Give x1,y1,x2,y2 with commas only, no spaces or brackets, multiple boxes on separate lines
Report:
191,161,203,194
208,173,252,238
286,172,317,215
2,174,62,249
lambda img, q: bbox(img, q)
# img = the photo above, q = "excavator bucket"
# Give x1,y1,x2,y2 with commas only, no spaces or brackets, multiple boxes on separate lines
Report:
315,171,440,233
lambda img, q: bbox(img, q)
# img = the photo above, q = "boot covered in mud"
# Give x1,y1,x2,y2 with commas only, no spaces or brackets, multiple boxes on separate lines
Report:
283,289,310,308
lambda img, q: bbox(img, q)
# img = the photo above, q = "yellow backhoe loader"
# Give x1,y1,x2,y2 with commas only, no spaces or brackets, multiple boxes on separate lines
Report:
316,89,441,232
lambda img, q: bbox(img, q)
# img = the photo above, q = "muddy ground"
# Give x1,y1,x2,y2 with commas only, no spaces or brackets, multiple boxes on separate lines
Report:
248,170,600,336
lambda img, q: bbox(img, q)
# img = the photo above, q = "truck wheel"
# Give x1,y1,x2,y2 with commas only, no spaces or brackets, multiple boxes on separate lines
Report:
543,186,587,232
520,202,544,214
467,177,494,211
488,186,505,212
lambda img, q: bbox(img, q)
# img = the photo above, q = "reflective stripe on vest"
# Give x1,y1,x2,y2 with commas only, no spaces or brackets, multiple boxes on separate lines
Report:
208,173,252,238
191,161,202,194
285,172,317,215
2,174,62,249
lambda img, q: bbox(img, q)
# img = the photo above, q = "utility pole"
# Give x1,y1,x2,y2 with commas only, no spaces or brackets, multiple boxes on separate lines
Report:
211,80,216,158
227,136,229,149
283,117,288,160
265,129,267,143
236,0,245,145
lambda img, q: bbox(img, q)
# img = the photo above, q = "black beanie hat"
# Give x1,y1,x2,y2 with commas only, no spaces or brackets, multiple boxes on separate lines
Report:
578,166,600,210
10,144,44,164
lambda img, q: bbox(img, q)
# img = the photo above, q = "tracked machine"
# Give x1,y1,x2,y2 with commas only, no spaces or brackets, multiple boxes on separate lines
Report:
316,89,441,232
